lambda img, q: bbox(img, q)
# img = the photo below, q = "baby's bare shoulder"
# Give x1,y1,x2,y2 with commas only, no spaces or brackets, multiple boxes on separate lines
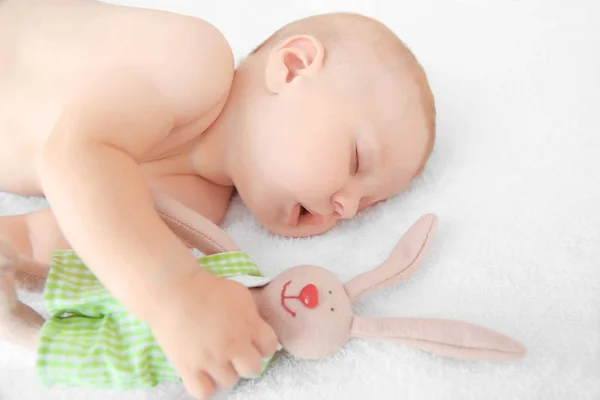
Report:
108,8,235,123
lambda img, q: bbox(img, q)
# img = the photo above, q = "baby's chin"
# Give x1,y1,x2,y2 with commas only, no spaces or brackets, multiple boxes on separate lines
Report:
259,216,337,238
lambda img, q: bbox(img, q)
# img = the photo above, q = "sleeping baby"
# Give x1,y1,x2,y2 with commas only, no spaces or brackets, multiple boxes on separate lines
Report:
0,0,435,398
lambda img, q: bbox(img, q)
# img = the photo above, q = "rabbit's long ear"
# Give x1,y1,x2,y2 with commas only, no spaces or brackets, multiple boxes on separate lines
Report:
344,214,438,301
151,190,240,255
350,316,526,361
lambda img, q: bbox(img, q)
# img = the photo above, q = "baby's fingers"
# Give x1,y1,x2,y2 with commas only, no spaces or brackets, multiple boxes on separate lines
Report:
181,370,216,400
253,319,279,358
209,361,239,389
231,345,264,378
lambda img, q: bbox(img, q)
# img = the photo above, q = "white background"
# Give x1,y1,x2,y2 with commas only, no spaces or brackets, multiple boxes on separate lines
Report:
1,0,599,399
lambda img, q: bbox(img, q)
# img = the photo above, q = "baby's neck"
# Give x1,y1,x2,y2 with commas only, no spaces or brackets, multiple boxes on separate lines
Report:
186,112,232,186
186,70,248,187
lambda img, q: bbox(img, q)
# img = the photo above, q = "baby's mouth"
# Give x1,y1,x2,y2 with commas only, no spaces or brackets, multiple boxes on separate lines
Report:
288,203,310,227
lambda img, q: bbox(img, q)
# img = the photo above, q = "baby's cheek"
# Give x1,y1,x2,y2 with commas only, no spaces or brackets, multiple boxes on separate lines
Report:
248,137,346,198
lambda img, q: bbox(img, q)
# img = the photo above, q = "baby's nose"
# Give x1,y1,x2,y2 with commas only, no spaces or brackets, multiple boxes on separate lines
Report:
333,199,359,219
298,284,319,308
331,187,360,219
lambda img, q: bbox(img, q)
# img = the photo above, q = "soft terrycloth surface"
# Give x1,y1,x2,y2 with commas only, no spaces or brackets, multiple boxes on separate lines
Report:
1,0,599,399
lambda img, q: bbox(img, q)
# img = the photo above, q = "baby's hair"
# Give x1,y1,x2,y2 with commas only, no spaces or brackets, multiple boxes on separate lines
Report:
249,12,436,176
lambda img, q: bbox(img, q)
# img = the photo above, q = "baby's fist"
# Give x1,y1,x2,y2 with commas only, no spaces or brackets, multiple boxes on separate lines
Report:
150,272,278,399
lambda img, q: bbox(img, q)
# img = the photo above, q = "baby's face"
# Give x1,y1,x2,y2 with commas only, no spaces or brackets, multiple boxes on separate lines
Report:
229,52,430,237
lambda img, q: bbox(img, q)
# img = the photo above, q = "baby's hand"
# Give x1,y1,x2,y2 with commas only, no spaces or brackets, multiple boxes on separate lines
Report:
149,271,279,399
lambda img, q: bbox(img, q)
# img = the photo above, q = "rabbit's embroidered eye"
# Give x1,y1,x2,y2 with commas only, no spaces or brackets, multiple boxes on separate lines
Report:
328,291,332,294
330,307,335,312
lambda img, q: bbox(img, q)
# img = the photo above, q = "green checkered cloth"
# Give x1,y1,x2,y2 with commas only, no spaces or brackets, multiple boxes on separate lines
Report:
36,249,273,389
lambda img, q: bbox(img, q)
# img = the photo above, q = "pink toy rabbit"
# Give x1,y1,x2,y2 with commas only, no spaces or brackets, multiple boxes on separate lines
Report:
154,191,526,361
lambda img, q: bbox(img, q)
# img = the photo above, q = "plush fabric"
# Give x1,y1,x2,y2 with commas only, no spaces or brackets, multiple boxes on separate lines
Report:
1,0,599,399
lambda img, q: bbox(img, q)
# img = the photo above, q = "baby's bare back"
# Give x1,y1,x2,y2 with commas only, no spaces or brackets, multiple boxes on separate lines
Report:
0,0,233,215
0,0,131,193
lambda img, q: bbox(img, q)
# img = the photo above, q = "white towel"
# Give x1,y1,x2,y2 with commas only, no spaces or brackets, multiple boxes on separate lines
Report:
1,0,599,399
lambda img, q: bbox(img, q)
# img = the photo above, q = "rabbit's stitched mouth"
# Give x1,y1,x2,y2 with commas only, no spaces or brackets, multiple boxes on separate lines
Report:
281,280,320,318
281,281,297,317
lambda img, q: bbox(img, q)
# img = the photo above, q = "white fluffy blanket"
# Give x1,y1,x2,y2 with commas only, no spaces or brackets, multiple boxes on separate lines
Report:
1,0,599,399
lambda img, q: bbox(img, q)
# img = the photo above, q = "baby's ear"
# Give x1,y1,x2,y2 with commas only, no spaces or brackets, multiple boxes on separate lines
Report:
344,214,438,301
350,316,526,361
264,35,325,93
151,190,240,255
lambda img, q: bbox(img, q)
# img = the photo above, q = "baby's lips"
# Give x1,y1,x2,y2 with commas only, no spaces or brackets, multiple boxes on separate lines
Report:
305,212,327,225
288,203,301,227
299,208,328,226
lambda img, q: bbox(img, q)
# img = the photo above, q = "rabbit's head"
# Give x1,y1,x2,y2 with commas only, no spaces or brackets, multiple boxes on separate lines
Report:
252,213,443,360
153,191,526,363
253,264,354,359
255,214,525,361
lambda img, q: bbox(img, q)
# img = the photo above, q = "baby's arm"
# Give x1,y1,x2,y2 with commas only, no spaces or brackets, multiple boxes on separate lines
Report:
36,22,277,399
38,15,234,320
39,73,195,318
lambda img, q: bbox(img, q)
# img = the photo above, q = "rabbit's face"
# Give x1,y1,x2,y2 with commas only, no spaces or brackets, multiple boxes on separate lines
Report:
257,264,354,359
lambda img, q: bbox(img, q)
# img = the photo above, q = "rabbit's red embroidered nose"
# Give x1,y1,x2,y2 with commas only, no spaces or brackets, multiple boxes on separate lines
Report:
281,281,319,317
299,284,319,308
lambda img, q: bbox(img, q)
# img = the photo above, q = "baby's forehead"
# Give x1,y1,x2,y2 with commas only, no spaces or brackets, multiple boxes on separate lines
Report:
358,75,431,171
358,72,426,129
